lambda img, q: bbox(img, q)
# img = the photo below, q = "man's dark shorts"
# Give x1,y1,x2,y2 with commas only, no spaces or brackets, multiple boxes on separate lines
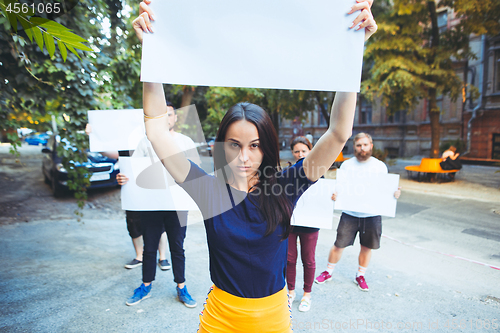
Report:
126,210,167,239
334,213,382,249
126,210,143,239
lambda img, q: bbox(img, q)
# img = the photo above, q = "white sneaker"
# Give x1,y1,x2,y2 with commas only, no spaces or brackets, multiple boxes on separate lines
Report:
288,292,296,306
298,297,311,312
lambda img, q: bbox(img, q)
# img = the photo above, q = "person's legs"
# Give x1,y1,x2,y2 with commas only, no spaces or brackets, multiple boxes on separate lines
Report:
286,232,299,298
316,213,357,284
163,211,187,285
355,216,382,292
126,211,163,306
358,245,372,270
299,231,319,296
297,231,319,312
163,211,196,307
157,231,172,271
132,236,143,261
357,215,381,269
125,211,144,269
328,245,345,265
158,231,168,261
140,211,164,285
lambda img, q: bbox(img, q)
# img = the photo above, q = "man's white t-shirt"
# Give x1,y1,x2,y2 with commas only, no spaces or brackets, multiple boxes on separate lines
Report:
339,156,388,218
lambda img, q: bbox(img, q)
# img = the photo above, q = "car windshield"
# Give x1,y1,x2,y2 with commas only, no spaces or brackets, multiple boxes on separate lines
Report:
54,136,114,162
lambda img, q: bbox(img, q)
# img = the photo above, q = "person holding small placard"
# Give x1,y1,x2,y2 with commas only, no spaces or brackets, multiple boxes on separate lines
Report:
133,0,377,331
286,136,320,312
315,133,401,291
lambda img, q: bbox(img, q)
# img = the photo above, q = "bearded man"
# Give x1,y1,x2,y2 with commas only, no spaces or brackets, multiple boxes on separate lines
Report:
315,133,401,291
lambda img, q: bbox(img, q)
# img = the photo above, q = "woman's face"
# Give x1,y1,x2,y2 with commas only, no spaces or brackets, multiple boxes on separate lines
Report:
292,142,310,161
224,120,264,183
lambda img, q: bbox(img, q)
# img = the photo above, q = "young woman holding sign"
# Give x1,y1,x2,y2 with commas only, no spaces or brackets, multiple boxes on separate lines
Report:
286,136,320,313
133,0,377,331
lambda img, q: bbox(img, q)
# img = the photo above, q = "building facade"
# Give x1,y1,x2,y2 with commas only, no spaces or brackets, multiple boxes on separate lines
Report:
280,27,500,161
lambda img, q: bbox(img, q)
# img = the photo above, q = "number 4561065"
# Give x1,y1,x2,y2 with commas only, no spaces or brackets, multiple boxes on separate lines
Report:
7,2,61,14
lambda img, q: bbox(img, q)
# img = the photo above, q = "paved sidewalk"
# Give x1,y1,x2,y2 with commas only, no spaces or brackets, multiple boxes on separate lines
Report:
1,215,499,332
280,150,500,203
1,151,499,332
387,157,500,203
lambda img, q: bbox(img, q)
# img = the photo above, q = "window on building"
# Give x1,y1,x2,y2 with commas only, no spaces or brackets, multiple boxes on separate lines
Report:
437,10,448,33
388,110,402,123
495,50,500,93
493,133,500,160
359,99,372,124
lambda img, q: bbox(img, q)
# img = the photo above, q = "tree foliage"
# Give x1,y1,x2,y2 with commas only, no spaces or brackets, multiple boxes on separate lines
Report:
202,86,334,138
1,0,142,216
361,0,499,157
0,0,93,60
2,0,374,213
363,0,465,114
444,0,500,36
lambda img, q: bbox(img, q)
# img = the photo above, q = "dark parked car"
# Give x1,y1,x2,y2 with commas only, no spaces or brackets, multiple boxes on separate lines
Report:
42,135,119,197
25,132,50,146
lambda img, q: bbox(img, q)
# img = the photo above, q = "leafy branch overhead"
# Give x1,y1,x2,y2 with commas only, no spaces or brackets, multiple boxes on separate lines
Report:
0,0,92,60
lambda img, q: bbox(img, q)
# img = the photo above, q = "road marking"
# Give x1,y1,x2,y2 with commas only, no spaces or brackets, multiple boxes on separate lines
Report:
382,234,500,271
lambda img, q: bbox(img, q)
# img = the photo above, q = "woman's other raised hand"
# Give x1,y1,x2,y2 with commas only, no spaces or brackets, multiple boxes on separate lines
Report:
132,0,155,43
347,0,377,42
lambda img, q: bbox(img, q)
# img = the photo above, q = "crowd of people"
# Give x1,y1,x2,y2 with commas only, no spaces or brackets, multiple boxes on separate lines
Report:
89,0,401,331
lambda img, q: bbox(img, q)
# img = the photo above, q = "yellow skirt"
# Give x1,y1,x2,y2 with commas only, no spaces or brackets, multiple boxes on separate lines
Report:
197,285,293,333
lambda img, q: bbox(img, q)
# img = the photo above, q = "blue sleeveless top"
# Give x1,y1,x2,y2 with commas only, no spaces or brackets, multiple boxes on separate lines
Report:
179,159,314,298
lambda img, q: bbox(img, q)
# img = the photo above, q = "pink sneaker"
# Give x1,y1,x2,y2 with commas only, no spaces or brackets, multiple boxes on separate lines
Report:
354,276,369,291
315,271,333,284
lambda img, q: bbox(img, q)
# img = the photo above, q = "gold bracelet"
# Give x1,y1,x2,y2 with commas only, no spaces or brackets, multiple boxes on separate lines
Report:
144,111,167,119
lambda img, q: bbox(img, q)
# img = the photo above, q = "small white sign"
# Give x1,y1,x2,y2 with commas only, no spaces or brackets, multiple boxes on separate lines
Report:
119,156,200,212
334,170,400,217
87,109,145,152
291,179,337,229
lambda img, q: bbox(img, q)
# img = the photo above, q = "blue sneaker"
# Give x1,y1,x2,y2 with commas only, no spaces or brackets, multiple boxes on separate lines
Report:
126,283,152,306
176,285,197,308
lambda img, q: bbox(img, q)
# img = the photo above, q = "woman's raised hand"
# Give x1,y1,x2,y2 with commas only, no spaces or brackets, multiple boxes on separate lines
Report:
347,0,377,42
132,0,155,43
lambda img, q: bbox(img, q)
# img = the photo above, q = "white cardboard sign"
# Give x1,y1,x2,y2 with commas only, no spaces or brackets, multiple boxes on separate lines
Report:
291,179,336,229
87,109,145,152
119,156,199,211
141,0,365,92
334,170,400,217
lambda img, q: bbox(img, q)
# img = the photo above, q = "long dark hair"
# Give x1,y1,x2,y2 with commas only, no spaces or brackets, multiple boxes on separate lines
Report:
213,102,293,239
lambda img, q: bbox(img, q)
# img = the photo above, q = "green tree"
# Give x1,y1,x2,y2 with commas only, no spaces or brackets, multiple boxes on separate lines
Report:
362,0,500,158
0,0,144,216
203,86,329,138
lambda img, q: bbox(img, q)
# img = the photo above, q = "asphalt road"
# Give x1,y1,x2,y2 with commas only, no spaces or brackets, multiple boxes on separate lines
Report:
1,145,500,332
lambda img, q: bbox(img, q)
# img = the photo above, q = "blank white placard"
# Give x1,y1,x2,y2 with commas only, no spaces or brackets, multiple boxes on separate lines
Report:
119,157,200,211
334,170,400,217
291,179,336,229
88,109,145,152
141,0,365,92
